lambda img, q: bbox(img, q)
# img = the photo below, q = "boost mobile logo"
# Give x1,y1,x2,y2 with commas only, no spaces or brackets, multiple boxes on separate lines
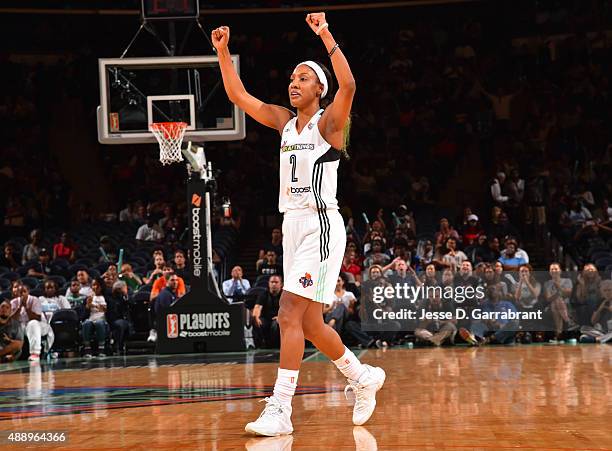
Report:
286,186,311,195
192,195,203,278
177,313,232,338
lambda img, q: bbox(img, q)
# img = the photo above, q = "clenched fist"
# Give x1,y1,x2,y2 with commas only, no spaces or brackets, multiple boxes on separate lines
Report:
211,26,230,51
306,12,328,35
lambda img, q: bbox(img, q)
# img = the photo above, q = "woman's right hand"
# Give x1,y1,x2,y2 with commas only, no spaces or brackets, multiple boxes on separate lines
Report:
211,26,230,51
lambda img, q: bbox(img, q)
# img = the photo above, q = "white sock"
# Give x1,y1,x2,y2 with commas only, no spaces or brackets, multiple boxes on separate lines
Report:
333,346,367,382
273,368,299,406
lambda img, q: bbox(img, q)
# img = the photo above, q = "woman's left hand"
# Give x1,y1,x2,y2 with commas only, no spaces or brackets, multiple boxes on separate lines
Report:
306,12,327,35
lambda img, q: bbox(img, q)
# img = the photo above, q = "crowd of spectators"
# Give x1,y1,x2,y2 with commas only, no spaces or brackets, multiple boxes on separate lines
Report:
0,212,242,360
228,202,611,350
3,2,612,360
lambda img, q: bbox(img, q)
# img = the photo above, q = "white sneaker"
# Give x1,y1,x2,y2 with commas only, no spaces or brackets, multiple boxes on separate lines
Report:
147,329,158,342
353,426,378,451
28,354,40,362
245,397,293,436
245,435,294,451
344,364,386,426
598,331,612,344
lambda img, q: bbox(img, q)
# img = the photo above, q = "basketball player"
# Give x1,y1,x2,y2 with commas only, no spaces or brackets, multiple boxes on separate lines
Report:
212,12,385,436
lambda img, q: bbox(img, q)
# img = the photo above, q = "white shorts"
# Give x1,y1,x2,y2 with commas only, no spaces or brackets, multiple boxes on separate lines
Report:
282,208,346,305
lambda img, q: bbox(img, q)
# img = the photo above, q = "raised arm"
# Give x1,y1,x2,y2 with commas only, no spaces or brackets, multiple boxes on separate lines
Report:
211,26,293,133
306,13,356,150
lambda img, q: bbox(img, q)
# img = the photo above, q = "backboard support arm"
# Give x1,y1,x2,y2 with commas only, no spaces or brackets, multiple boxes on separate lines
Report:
182,142,223,300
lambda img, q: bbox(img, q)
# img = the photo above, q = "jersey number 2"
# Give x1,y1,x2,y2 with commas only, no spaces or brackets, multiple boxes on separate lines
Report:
290,154,298,182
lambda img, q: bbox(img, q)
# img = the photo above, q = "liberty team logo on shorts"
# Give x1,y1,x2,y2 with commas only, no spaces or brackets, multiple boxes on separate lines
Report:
299,272,314,288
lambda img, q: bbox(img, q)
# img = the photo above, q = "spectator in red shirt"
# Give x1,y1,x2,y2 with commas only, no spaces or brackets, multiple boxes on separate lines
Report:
341,251,362,285
53,232,76,262
461,214,484,246
345,241,363,266
150,264,186,301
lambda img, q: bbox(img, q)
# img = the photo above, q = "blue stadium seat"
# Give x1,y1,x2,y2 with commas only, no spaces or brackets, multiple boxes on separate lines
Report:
17,266,30,277
94,262,110,273
49,309,81,352
2,271,19,282
129,301,150,335
10,237,28,247
132,290,151,303
30,288,44,297
255,275,270,288
76,258,95,267
88,269,101,279
52,258,70,269
591,250,612,260
129,256,147,267
0,278,11,291
244,286,267,309
595,257,612,270
68,264,88,275
47,275,67,288
587,245,609,258
133,251,152,262
20,277,40,290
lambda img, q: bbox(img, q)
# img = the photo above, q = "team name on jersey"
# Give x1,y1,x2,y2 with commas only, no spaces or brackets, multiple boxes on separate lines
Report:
280,143,315,153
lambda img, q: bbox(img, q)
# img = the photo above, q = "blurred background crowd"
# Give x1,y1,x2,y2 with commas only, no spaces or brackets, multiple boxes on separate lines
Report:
1,0,612,361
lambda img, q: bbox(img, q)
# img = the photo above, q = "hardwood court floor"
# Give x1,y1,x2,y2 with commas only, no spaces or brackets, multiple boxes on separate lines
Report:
0,345,611,451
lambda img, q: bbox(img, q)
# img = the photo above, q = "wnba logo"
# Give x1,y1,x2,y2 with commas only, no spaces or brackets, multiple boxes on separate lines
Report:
167,314,179,338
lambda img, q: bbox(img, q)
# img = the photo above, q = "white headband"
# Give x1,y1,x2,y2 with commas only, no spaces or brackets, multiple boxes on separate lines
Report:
294,60,328,98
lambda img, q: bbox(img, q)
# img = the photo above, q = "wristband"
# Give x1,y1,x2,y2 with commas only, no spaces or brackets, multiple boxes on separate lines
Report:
316,22,329,35
328,43,339,57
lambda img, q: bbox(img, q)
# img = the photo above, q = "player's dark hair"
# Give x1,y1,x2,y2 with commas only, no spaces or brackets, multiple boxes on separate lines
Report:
316,61,351,159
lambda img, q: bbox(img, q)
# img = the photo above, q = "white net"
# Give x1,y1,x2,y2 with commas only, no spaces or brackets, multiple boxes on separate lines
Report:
150,122,187,165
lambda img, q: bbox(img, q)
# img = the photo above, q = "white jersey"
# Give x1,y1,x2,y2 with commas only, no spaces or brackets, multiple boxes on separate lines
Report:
278,109,340,213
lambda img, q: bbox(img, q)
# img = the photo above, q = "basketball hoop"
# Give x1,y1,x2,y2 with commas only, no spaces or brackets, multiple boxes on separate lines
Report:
150,122,188,165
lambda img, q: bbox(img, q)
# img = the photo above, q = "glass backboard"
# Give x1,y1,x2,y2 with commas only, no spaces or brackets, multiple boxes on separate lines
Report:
97,55,245,144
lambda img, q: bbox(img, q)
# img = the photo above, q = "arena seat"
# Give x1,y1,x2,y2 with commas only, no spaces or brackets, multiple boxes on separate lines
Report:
17,266,30,277
591,251,612,261
595,257,612,270
47,275,67,288
68,263,88,275
254,275,270,288
49,309,81,352
30,288,44,297
20,277,40,290
76,258,95,267
0,278,11,291
2,272,20,282
129,256,147,267
244,286,266,309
